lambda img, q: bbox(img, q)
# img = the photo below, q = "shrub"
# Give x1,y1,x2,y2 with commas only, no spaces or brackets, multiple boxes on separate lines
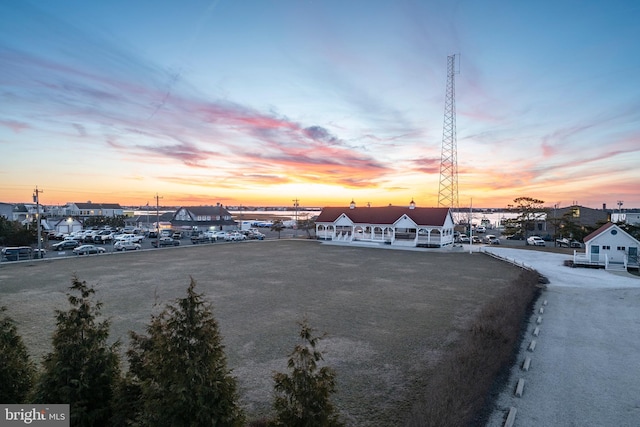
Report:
273,319,343,427
32,275,121,426
406,268,540,427
0,306,36,402
125,277,244,426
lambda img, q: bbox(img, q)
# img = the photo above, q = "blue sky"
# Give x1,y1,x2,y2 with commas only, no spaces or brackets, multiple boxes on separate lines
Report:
1,0,639,209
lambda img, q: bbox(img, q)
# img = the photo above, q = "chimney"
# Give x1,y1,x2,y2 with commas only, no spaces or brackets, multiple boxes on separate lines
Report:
603,203,606,210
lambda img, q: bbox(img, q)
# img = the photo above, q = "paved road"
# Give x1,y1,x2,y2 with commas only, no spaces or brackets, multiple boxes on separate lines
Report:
481,247,640,427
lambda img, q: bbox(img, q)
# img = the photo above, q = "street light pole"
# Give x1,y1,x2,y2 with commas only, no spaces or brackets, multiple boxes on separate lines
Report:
33,186,43,257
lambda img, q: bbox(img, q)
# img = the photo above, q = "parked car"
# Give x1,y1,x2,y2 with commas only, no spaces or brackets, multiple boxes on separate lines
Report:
152,237,181,247
526,236,546,246
246,231,265,240
214,231,228,240
505,233,524,240
190,234,216,244
555,238,581,248
51,240,80,251
2,246,33,261
475,226,486,234
73,245,106,255
483,235,500,245
471,236,481,244
225,232,246,241
33,248,47,259
456,234,470,243
114,233,143,243
114,241,142,251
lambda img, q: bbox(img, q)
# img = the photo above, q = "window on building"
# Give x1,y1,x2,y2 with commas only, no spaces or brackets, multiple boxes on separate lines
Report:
617,246,626,251
602,245,611,250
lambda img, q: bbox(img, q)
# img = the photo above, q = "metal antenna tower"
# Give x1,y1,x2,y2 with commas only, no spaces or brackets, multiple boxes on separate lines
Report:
437,54,459,219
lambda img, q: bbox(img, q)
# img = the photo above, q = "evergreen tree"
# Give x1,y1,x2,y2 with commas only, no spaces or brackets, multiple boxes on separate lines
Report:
273,319,343,427
126,277,244,427
32,275,120,426
0,306,36,402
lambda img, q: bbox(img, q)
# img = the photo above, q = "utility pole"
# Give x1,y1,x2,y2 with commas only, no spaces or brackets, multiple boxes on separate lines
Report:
292,198,299,238
33,186,43,257
154,193,162,247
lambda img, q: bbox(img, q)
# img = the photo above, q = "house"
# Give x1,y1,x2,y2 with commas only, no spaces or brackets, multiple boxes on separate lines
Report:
170,204,236,233
546,205,609,239
315,200,455,248
52,217,84,234
0,202,13,220
573,222,640,271
50,202,124,218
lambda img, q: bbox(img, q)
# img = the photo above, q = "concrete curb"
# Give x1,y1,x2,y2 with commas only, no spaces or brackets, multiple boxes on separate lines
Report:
503,407,517,427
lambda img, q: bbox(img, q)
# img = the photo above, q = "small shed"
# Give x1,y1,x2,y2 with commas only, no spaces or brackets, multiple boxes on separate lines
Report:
574,222,639,270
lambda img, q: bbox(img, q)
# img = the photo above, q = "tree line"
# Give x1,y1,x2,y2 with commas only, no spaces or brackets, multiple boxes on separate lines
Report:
0,276,343,427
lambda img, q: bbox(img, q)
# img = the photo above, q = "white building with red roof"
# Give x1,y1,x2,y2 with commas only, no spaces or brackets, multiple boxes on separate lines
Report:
574,222,640,270
315,200,455,248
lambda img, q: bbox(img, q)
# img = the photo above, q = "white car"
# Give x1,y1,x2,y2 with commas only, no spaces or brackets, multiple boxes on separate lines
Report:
114,234,143,243
483,235,500,245
224,232,246,241
526,236,546,246
114,241,142,251
214,231,228,240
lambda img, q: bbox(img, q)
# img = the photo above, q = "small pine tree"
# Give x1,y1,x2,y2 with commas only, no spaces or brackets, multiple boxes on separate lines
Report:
0,306,36,402
32,275,120,427
126,277,244,427
273,319,343,427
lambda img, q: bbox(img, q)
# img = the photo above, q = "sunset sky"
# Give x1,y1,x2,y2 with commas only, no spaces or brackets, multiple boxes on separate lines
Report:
1,0,639,209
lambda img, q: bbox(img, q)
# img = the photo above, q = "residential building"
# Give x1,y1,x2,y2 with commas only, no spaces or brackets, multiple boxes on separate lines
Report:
573,222,640,271
546,205,609,239
170,204,236,233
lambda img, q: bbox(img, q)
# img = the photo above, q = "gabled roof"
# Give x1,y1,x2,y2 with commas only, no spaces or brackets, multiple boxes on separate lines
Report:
316,206,451,227
176,205,231,216
72,202,123,209
583,222,638,243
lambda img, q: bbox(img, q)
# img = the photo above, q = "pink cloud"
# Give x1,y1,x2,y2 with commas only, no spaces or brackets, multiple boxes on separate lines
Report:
0,119,30,133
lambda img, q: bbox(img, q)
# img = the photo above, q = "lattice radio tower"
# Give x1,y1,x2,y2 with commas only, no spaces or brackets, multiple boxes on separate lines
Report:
437,54,459,220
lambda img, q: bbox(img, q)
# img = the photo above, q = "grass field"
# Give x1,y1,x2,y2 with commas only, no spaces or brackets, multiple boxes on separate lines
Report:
0,239,529,426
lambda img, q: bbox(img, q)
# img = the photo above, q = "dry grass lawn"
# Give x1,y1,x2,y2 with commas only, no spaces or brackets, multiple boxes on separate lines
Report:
0,240,526,426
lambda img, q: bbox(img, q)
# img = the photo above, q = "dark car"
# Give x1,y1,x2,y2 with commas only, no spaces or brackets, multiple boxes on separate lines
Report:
2,246,33,261
51,240,80,251
72,245,106,255
152,237,181,247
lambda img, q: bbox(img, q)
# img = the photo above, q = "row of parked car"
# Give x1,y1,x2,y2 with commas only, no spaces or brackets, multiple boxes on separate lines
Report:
455,233,501,245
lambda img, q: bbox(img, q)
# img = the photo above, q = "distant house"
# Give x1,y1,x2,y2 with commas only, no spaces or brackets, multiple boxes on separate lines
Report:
0,202,13,220
51,217,83,234
611,211,640,226
573,222,640,271
170,204,236,233
63,202,124,218
315,200,455,248
546,205,609,238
